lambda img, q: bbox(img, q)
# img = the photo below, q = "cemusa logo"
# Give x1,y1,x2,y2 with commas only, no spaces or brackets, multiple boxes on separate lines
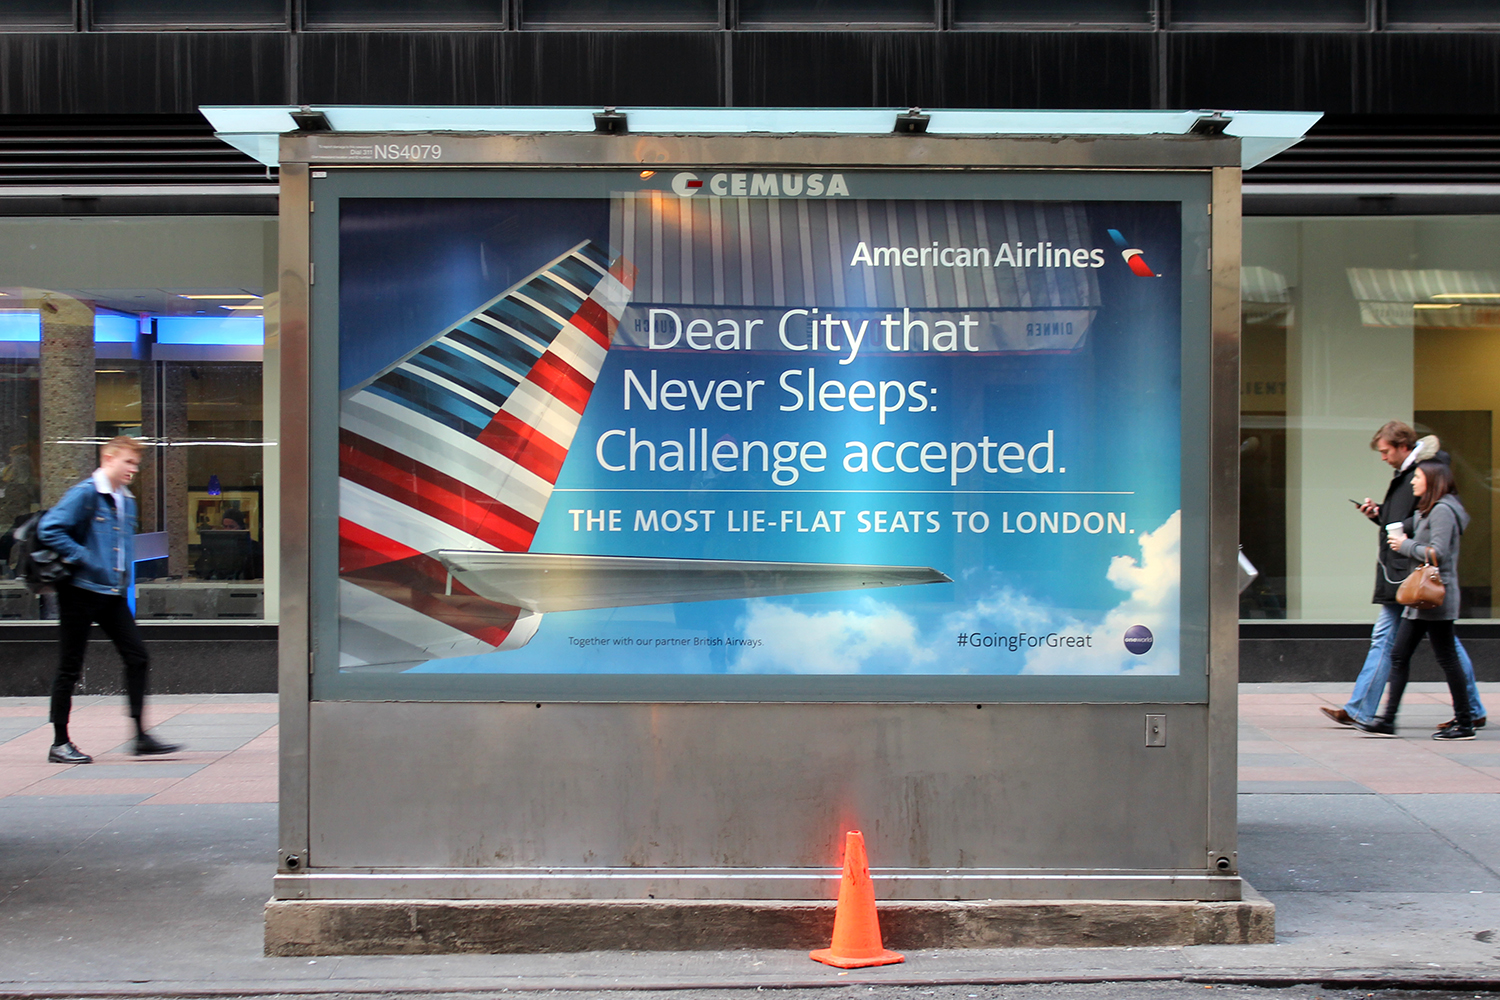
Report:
670,173,705,197
671,171,850,198
1107,229,1158,277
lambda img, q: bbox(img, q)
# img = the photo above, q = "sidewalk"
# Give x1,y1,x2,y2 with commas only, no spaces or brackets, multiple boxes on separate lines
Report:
0,684,1496,994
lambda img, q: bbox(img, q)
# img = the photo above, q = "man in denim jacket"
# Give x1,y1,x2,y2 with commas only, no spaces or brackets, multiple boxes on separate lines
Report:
38,436,180,764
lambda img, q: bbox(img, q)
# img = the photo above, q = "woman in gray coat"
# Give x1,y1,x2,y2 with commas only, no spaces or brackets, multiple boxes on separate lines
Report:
1357,460,1479,740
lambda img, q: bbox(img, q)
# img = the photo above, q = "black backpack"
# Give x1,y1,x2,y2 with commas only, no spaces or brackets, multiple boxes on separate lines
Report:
12,509,72,594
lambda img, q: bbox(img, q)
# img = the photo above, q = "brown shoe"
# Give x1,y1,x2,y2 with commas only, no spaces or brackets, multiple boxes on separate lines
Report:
1437,716,1486,731
1319,706,1355,727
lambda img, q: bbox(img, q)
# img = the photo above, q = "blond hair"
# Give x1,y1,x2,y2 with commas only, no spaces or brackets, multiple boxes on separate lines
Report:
100,435,144,459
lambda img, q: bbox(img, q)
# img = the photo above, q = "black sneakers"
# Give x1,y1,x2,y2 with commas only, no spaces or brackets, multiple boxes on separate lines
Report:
47,741,93,764
1354,718,1397,737
1432,724,1477,741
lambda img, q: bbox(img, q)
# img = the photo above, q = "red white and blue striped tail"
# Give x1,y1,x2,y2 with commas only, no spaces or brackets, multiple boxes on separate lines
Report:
337,241,635,669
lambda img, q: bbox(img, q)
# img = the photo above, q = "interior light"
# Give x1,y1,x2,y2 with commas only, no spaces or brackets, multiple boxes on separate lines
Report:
639,170,655,179
221,304,265,311
1413,303,1462,309
1431,292,1500,299
156,315,265,346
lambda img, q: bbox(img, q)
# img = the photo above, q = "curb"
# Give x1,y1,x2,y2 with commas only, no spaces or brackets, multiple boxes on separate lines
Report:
4,972,1500,998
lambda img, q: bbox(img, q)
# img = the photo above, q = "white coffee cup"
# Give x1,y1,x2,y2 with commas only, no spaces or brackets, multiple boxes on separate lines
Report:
1386,522,1405,540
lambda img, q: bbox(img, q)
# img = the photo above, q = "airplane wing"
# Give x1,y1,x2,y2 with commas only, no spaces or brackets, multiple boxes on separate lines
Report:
433,550,951,614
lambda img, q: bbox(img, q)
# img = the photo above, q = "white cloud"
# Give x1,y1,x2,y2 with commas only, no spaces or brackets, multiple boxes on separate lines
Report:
726,510,1182,677
1020,510,1180,675
943,584,1057,636
732,597,937,674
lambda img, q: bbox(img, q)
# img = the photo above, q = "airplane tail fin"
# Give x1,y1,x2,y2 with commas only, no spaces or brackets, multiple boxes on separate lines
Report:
337,241,636,666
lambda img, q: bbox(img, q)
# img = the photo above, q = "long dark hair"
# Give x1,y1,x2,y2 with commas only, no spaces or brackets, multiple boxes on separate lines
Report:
1416,459,1457,515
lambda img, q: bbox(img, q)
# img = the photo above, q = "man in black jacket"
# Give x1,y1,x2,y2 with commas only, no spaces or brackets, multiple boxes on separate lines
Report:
1320,421,1488,730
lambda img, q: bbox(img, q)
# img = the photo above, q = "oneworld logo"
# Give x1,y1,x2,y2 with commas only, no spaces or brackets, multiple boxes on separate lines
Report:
1123,624,1154,655
1107,229,1158,277
671,171,850,198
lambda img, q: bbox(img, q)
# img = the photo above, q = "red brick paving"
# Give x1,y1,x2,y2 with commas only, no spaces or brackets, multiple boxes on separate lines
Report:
1242,683,1500,794
0,698,278,803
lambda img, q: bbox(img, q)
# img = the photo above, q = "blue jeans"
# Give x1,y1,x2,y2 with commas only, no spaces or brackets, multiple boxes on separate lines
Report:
1345,602,1488,724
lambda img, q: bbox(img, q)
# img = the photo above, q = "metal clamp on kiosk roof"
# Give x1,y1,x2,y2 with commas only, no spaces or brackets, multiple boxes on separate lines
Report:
290,106,331,133
894,108,930,134
593,107,627,134
1190,111,1232,136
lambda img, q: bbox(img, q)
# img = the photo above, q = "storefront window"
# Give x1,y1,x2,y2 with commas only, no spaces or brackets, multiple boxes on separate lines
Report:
1240,216,1500,622
0,216,277,622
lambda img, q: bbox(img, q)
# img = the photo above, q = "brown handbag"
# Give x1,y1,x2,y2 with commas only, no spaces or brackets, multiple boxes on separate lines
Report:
1395,549,1445,610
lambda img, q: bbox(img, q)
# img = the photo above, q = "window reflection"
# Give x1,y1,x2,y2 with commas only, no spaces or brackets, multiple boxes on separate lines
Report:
1386,0,1500,25
0,214,276,622
0,0,73,26
307,0,504,24
521,0,713,23
91,0,287,26
1169,0,1366,24
1240,217,1500,622
738,0,935,25
954,0,1149,25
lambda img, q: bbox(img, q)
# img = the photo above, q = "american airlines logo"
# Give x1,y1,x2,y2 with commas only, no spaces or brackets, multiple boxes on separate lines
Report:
1107,229,1158,277
671,171,851,198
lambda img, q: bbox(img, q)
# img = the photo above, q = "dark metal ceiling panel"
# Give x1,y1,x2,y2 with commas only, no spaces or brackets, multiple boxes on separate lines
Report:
0,113,276,186
1246,115,1500,185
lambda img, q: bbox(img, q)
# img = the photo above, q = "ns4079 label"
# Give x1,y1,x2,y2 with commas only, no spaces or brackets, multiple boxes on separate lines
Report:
373,144,443,160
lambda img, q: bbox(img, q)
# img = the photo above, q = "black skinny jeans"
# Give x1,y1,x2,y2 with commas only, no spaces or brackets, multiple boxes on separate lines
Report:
50,584,149,743
1382,617,1474,725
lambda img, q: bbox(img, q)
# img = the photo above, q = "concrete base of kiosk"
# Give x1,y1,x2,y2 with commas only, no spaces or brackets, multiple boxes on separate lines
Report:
264,888,1274,955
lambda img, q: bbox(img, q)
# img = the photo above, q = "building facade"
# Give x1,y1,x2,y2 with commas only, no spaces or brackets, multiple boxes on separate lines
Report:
3,0,1500,687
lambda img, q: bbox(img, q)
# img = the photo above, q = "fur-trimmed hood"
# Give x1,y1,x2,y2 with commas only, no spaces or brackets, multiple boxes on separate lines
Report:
1412,434,1441,464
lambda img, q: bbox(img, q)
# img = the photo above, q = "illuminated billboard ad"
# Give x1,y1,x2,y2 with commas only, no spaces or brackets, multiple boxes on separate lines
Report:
332,172,1190,684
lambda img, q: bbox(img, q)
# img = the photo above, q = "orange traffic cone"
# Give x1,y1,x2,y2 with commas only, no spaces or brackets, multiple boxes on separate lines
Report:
810,830,905,968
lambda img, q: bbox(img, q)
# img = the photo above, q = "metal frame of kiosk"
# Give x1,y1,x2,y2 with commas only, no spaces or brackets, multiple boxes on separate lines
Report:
270,118,1248,909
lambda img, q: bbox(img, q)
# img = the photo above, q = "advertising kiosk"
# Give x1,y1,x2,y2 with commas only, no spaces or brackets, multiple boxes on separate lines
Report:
206,107,1317,953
